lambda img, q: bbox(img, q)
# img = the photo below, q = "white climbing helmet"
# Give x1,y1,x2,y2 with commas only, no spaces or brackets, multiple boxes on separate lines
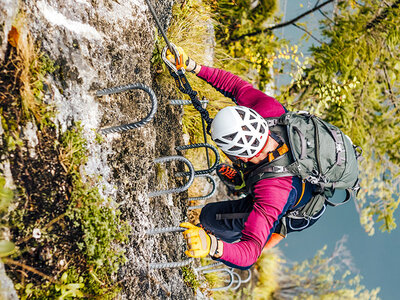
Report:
211,106,269,158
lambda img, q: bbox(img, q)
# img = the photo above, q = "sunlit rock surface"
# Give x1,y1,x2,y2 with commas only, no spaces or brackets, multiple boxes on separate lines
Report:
1,0,194,298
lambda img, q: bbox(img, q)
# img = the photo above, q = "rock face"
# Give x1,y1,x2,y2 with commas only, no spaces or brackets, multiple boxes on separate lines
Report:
0,262,18,300
1,0,195,298
0,0,18,62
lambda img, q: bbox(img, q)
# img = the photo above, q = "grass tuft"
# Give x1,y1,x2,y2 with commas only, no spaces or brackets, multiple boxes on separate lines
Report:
8,14,56,125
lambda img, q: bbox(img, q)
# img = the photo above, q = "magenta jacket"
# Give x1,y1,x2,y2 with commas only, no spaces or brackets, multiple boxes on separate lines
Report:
197,66,297,269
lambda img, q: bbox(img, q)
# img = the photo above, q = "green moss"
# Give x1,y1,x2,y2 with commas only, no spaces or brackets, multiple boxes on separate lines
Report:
182,266,201,291
0,179,13,214
61,124,130,296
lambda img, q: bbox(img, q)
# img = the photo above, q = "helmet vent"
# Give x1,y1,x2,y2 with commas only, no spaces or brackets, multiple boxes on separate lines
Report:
242,125,250,131
251,122,258,130
222,132,237,141
251,139,260,147
214,138,228,145
239,150,248,156
249,114,256,120
229,146,242,151
237,138,244,145
260,125,266,134
236,109,246,120
245,135,252,142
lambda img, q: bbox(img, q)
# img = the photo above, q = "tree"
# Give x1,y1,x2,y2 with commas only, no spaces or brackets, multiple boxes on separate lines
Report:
278,0,400,235
273,236,381,299
231,0,335,42
208,0,281,90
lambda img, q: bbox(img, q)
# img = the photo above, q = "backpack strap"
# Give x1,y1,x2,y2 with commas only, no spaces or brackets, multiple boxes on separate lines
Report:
244,154,296,191
325,178,361,207
243,123,296,191
215,212,250,220
325,190,352,207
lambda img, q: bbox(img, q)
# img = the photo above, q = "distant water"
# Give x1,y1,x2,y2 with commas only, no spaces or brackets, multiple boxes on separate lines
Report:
280,196,400,300
275,2,400,299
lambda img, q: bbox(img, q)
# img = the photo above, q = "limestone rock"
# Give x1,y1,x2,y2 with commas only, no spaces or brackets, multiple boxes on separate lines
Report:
0,262,18,300
0,0,18,62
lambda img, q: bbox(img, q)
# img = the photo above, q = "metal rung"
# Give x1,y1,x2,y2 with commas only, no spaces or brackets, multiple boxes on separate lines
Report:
148,156,195,197
175,143,220,176
96,83,157,134
188,174,216,201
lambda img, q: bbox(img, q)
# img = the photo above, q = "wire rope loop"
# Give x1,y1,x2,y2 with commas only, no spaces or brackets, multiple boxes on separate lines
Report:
203,268,234,291
240,269,252,284
229,272,242,291
148,156,195,197
96,83,158,134
175,143,220,176
145,226,185,235
194,261,224,272
188,174,216,201
228,268,251,284
149,258,194,270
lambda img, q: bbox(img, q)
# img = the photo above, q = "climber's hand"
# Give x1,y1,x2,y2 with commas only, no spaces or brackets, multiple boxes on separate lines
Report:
165,46,197,72
180,222,217,258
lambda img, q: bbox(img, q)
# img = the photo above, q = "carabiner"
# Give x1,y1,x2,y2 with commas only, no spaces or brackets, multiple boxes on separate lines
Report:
161,43,185,74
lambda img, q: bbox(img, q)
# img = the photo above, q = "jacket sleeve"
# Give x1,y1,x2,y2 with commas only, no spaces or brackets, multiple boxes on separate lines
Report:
217,177,294,269
197,66,285,118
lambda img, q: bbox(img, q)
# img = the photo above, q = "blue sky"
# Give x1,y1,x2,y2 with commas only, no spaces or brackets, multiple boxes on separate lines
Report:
275,1,399,299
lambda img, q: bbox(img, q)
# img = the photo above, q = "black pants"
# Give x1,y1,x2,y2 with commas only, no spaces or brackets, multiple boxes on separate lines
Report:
199,195,254,243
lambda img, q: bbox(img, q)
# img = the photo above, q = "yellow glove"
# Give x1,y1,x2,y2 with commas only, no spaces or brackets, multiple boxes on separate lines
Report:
180,222,217,258
166,47,197,72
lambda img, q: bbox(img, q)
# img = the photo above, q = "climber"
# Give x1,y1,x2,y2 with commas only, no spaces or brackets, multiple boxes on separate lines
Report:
166,47,360,270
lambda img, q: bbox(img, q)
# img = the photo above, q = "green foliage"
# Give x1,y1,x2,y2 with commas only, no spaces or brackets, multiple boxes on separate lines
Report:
55,271,85,299
208,0,281,90
0,177,13,214
0,240,15,257
278,0,400,234
203,269,224,289
61,124,130,289
208,0,277,41
252,249,281,299
9,19,56,125
57,123,88,175
274,238,380,299
67,182,129,274
181,266,201,291
9,126,129,299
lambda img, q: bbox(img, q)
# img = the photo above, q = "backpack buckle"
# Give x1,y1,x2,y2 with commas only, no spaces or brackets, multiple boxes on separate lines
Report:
272,166,286,173
307,176,319,185
336,142,345,153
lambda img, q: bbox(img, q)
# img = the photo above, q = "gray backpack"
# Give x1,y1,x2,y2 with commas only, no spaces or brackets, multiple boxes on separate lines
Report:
244,111,362,236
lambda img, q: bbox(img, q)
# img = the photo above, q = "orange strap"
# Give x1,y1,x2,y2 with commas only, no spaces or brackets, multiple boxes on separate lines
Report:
267,143,289,162
294,181,306,207
264,233,284,250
